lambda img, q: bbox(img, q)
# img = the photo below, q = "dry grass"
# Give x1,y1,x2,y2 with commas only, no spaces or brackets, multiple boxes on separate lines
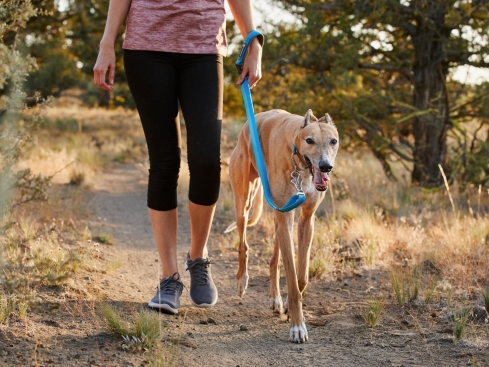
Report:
389,266,421,305
453,308,471,342
364,298,385,328
18,106,147,186
100,303,180,363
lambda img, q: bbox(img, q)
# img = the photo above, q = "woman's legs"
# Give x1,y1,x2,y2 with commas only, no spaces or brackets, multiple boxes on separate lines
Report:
124,51,223,308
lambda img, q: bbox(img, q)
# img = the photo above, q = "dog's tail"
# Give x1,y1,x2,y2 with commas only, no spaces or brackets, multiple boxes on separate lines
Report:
224,183,263,233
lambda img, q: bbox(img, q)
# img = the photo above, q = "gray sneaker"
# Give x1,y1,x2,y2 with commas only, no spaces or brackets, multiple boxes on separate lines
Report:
185,254,218,308
148,273,183,314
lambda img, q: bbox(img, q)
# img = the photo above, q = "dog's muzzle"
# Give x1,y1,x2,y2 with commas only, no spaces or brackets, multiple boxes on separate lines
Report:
304,156,330,191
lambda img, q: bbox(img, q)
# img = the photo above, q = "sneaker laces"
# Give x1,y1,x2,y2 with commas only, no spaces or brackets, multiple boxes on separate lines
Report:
187,258,213,285
158,272,184,295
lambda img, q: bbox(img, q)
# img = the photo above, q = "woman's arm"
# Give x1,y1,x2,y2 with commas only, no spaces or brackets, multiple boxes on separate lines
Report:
93,0,132,91
227,0,262,89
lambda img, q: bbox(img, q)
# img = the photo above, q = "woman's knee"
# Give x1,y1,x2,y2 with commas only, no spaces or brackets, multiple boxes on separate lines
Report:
188,154,221,205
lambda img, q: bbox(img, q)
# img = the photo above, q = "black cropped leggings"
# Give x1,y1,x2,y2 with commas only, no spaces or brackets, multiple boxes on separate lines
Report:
124,50,223,211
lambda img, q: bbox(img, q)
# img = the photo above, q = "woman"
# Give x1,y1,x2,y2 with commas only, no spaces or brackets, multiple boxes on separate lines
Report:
93,0,262,314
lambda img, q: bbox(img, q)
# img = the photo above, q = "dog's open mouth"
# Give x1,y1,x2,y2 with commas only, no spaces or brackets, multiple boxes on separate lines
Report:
305,156,329,191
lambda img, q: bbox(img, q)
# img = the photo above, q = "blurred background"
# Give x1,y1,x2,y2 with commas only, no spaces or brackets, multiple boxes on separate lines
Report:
3,0,489,188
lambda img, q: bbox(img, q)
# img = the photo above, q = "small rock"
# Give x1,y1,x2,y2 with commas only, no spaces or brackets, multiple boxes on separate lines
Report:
238,302,243,305
343,283,349,287
199,320,208,325
207,317,217,325
431,312,437,318
401,319,410,325
239,325,248,331
365,341,373,346
73,354,81,359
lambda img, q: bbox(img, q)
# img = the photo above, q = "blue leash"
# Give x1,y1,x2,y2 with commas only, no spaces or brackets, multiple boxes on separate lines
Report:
235,31,306,213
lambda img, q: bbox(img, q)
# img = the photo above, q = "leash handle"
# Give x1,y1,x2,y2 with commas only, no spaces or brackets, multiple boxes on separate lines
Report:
235,30,264,75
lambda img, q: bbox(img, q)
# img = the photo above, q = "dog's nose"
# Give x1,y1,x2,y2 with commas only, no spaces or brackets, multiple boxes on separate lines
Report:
319,161,333,173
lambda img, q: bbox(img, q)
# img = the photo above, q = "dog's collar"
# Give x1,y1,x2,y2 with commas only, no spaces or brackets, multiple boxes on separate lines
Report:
291,145,312,171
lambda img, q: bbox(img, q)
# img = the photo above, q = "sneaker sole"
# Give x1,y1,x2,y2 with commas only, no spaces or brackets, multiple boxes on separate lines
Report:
188,292,218,308
147,302,178,314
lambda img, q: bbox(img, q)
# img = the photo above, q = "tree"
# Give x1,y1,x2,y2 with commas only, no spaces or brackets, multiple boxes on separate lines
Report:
261,0,489,187
0,0,51,214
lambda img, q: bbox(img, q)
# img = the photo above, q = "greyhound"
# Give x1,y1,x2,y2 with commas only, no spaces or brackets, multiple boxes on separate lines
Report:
225,109,339,343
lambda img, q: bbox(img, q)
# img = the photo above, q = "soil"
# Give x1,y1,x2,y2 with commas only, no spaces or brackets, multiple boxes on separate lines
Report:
1,164,488,367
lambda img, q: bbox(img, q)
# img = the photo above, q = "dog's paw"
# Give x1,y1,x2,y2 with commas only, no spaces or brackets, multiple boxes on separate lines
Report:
289,322,308,343
269,297,284,314
283,297,289,314
236,272,249,298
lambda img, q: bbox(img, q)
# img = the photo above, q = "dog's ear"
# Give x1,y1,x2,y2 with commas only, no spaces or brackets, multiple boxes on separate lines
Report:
303,109,317,127
324,113,334,125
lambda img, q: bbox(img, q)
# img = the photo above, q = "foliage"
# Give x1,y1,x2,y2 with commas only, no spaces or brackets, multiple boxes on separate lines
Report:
253,0,489,187
100,304,163,351
364,298,385,328
390,266,420,305
453,308,471,341
0,0,52,215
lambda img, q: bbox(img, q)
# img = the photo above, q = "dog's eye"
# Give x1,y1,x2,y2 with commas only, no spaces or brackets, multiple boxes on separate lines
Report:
306,138,314,144
330,138,338,145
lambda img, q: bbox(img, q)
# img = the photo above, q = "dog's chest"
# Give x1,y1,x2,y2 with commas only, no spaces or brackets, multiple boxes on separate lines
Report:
301,173,323,198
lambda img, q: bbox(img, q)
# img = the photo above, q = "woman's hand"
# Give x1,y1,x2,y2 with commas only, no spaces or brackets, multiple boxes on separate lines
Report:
93,44,116,91
236,37,262,89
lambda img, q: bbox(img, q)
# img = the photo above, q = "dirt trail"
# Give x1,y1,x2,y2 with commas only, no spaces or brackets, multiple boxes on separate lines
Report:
86,164,487,367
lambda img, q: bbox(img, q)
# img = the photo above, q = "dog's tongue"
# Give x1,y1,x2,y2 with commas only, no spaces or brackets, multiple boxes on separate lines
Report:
313,170,329,186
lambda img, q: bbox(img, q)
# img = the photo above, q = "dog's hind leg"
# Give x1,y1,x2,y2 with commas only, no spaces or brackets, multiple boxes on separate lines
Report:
269,218,283,314
275,211,308,343
297,203,320,294
230,148,259,297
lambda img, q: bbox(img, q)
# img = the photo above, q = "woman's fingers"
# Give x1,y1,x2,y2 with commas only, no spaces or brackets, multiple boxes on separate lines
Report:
236,60,262,88
108,64,115,86
93,49,115,91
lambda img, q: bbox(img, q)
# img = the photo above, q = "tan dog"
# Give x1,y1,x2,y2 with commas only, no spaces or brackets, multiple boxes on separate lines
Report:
225,109,339,343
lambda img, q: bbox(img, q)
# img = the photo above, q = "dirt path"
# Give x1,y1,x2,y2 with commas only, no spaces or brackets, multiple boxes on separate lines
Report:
85,164,487,367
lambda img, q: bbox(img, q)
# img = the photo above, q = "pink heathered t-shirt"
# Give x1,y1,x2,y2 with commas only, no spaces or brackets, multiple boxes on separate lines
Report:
123,0,227,56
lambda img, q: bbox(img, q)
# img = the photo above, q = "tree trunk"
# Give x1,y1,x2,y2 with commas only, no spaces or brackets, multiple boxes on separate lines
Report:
411,9,450,187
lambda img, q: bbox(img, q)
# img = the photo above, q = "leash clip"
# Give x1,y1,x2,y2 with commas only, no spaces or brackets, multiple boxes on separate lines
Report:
290,170,303,193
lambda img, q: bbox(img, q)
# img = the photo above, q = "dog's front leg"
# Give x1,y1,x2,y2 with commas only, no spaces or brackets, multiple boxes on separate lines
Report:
297,204,319,293
275,211,308,343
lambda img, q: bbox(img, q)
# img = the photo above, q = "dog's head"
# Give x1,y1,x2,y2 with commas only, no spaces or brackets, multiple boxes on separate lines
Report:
296,109,339,191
